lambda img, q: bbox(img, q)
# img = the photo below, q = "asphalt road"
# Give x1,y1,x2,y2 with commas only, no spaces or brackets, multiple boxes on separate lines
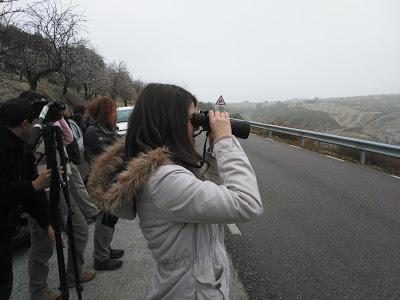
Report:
226,134,400,299
12,218,247,300
11,133,400,299
11,137,248,300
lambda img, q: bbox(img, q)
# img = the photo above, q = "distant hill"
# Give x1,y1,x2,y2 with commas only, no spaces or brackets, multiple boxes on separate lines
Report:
228,94,400,144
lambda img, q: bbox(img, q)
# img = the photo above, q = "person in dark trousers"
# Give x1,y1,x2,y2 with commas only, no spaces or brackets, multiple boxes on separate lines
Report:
62,105,99,223
0,97,56,300
19,91,95,298
83,96,124,271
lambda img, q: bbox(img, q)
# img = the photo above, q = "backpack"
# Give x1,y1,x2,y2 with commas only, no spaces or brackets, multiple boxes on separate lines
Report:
66,119,83,165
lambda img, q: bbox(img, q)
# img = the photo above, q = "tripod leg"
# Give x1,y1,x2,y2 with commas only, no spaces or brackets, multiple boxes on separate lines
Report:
54,126,83,300
43,127,69,300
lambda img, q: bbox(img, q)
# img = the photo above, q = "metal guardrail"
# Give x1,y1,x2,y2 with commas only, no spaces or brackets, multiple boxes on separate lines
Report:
243,120,400,165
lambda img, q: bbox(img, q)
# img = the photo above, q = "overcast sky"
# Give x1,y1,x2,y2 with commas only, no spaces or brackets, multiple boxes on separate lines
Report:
75,0,400,103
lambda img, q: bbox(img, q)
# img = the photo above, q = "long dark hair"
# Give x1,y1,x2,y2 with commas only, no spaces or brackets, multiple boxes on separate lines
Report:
125,83,202,167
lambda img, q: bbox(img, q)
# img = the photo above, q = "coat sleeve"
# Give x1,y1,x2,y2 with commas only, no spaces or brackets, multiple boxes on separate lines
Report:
24,191,50,229
0,160,50,228
0,179,36,208
84,126,115,156
147,136,263,224
0,148,36,208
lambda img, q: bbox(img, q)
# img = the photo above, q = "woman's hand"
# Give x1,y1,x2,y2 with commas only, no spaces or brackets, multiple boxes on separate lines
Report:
208,110,232,142
47,225,65,246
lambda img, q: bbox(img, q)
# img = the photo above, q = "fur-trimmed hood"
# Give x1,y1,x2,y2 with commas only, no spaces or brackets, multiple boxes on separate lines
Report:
87,138,171,211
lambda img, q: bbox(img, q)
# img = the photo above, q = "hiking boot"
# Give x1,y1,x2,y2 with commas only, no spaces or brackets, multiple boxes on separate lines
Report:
94,258,123,271
109,247,124,259
32,288,61,300
68,271,96,288
80,270,96,283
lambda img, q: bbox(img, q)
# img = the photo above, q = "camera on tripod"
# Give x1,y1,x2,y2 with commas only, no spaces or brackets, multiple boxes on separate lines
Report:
31,99,65,123
27,98,83,299
191,111,251,139
26,100,65,151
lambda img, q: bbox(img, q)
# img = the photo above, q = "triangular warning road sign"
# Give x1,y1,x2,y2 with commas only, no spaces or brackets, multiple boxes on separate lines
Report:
215,95,226,105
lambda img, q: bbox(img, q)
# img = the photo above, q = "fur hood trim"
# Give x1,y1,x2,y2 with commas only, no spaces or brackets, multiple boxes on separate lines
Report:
87,139,171,211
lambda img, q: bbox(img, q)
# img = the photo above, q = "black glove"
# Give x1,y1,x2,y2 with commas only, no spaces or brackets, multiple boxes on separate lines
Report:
101,211,118,228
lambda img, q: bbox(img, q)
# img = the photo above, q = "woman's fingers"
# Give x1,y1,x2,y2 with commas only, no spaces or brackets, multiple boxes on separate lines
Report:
208,110,232,141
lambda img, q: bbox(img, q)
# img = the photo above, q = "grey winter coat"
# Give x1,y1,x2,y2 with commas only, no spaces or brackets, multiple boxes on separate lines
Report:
87,136,263,300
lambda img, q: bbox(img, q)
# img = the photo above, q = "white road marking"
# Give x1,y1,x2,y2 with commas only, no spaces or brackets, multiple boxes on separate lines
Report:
227,224,242,236
326,156,344,162
290,145,302,149
390,175,400,179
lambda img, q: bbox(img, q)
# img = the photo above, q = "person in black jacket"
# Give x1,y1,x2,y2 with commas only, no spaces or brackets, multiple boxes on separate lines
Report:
0,97,54,300
83,96,124,271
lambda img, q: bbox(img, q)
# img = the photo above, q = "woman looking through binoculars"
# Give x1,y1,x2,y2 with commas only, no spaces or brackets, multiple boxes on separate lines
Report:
87,83,263,299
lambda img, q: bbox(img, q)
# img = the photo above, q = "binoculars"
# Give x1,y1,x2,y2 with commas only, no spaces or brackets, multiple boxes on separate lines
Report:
191,111,250,139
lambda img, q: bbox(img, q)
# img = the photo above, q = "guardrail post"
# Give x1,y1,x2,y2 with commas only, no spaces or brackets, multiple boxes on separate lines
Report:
300,138,305,147
269,131,272,138
360,151,366,165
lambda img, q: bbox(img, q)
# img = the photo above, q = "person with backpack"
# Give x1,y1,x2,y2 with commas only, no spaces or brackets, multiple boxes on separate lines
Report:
62,105,99,224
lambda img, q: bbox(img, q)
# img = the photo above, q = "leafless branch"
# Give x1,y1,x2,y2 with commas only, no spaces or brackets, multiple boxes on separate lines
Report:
1,0,86,89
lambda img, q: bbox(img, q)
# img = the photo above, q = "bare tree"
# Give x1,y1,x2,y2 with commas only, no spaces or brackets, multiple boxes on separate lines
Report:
0,0,19,15
132,79,146,101
68,45,105,99
0,0,21,24
4,0,85,89
108,61,123,100
119,74,135,106
92,66,110,98
60,39,87,95
0,0,23,61
108,61,135,104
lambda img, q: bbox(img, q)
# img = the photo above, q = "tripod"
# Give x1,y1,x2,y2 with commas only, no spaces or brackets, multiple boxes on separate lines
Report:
42,125,83,300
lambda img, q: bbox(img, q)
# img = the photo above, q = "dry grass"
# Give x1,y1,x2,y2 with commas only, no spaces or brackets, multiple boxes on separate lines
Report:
0,72,83,105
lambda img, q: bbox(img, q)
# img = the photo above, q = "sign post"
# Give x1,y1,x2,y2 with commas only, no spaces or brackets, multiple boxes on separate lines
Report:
215,95,226,112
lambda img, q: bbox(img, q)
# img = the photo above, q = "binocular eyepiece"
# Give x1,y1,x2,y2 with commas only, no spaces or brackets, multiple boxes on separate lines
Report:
191,111,250,139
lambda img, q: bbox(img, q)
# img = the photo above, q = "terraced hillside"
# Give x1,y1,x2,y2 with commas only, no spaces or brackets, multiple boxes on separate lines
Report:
229,94,400,144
